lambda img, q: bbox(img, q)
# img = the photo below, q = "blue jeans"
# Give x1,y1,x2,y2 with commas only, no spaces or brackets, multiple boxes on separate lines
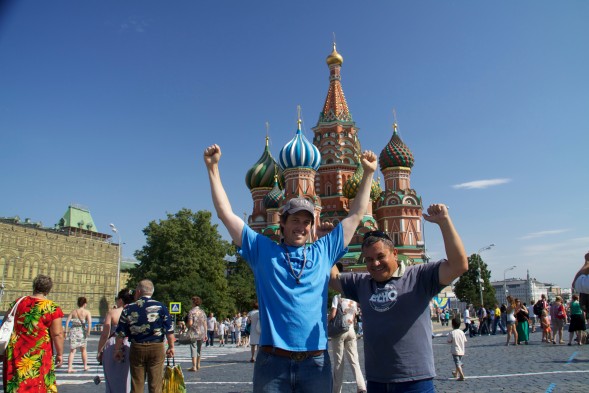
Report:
367,378,435,393
253,350,331,392
207,330,215,346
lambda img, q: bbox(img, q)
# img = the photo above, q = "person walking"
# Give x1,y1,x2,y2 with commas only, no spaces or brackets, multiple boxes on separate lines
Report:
477,305,488,336
206,312,217,347
204,142,378,392
567,294,586,346
462,305,473,337
505,296,518,346
248,303,261,363
330,293,366,393
65,296,92,372
492,303,505,335
515,299,529,344
447,318,467,381
2,275,64,392
186,296,207,371
550,296,567,344
114,279,175,393
97,288,135,393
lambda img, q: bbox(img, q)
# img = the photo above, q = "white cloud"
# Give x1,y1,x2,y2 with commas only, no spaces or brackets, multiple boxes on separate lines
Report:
519,229,570,240
120,16,150,33
452,178,511,189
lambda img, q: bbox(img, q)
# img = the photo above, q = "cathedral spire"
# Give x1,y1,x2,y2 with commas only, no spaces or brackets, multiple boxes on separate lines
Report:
320,42,352,123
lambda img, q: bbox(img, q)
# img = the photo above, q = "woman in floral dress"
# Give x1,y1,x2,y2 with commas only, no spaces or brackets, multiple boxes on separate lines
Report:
2,274,64,393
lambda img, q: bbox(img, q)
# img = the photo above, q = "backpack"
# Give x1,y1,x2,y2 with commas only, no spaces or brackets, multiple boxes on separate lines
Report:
533,301,543,317
328,296,349,337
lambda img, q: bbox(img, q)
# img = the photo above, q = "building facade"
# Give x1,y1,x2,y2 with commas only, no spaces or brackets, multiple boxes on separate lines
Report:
0,205,121,322
491,278,562,306
243,44,427,269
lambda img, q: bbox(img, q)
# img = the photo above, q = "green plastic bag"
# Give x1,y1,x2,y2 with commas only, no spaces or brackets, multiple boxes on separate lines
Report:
162,357,186,393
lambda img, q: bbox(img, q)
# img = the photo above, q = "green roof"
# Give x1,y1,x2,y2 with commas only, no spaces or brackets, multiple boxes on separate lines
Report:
59,205,98,232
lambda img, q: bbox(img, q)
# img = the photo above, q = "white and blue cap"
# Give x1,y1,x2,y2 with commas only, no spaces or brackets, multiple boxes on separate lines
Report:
280,198,315,220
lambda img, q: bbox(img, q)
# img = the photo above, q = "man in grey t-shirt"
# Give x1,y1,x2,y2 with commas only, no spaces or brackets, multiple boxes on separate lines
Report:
330,204,468,392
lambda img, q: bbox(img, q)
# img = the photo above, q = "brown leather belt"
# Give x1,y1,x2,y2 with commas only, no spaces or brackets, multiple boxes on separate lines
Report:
261,346,324,361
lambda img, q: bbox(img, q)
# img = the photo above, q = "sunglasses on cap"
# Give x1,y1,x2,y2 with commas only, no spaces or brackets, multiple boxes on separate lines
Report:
363,230,392,242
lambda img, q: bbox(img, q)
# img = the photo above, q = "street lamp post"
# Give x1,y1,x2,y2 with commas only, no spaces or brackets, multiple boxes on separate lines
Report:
503,265,516,303
109,223,122,298
477,244,495,306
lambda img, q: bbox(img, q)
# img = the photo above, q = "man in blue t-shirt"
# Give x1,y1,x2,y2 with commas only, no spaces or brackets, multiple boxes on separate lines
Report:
330,204,468,392
204,143,377,392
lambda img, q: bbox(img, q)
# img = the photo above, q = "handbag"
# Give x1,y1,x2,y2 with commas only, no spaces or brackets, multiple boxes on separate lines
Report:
327,297,349,338
187,329,198,344
0,297,26,355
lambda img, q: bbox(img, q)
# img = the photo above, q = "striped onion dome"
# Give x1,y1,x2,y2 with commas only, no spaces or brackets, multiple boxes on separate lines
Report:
245,137,282,190
278,120,321,171
371,177,382,200
263,175,284,209
343,161,363,199
379,123,414,170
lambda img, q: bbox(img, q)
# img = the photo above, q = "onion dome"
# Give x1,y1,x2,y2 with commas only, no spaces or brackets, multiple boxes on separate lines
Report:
264,175,284,209
379,123,414,170
343,161,363,199
279,120,321,171
245,137,282,190
371,177,382,200
326,43,343,66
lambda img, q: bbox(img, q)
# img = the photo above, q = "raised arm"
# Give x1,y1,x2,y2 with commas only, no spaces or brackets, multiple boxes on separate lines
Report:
203,144,245,247
340,150,377,246
422,204,468,286
329,265,344,293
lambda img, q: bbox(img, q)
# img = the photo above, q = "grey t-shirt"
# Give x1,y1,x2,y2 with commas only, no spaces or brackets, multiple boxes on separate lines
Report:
340,261,442,383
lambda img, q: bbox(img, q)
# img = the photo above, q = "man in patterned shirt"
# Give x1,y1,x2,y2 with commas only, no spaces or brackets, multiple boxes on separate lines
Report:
115,279,175,393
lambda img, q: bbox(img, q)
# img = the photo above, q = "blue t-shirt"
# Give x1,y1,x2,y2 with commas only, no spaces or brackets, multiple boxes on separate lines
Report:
116,297,174,343
239,224,346,351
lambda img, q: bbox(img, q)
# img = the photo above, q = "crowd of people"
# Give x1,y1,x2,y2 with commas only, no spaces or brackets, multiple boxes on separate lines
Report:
0,143,586,393
452,292,587,347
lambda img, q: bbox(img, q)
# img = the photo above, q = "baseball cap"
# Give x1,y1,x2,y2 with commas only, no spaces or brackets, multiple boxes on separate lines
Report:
281,198,315,219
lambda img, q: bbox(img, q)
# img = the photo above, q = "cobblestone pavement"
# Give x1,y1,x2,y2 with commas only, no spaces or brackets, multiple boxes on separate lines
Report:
3,326,588,392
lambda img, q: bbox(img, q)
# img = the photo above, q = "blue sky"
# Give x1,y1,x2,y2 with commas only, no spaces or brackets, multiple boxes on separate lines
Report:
1,1,588,289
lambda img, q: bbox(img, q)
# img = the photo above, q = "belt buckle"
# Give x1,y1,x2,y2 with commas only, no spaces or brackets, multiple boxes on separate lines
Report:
290,351,307,361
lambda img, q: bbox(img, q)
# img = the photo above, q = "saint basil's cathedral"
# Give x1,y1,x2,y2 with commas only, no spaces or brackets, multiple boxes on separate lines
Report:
244,44,426,270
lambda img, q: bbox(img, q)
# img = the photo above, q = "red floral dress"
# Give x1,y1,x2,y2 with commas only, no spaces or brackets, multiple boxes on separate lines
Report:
2,296,64,393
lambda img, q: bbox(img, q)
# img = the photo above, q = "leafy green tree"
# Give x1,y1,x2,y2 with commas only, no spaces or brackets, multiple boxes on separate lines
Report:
130,209,234,318
227,254,257,314
454,254,497,308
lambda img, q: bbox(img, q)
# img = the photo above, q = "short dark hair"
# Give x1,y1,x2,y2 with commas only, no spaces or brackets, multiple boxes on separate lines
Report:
451,317,461,329
77,297,87,307
32,275,53,295
362,235,395,251
192,296,202,306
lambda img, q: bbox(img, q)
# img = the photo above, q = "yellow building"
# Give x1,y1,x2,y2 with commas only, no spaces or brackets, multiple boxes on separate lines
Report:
0,205,121,323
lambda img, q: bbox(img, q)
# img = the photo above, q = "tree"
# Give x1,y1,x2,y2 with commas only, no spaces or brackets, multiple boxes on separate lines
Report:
130,209,234,318
454,254,496,308
227,254,257,314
